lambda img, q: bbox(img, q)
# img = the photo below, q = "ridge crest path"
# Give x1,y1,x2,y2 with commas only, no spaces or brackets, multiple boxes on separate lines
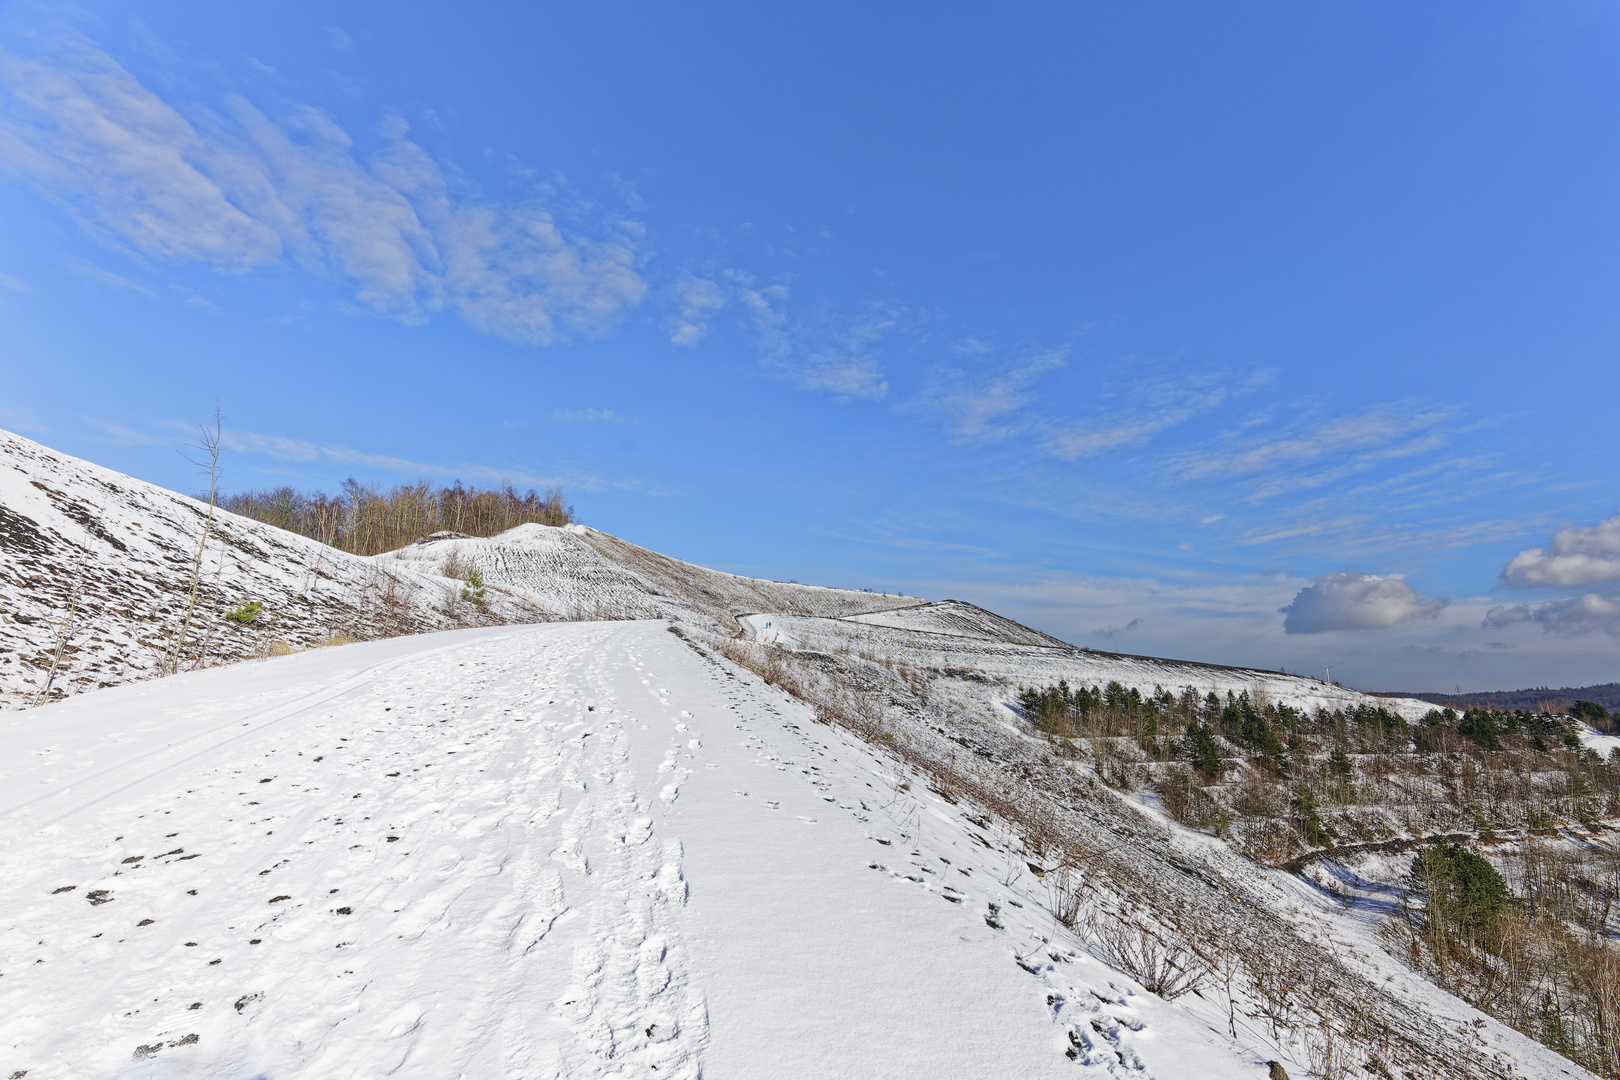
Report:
0,620,1258,1079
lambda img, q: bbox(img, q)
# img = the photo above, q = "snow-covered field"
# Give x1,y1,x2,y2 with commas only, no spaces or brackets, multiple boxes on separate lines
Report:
4,620,1308,1079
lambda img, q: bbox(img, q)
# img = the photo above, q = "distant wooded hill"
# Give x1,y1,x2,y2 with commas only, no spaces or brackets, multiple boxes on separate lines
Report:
1382,683,1620,714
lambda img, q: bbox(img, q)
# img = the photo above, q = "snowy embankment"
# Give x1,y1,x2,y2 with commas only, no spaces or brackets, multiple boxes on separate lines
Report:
0,430,533,709
737,601,1437,722
2,621,1278,1079
3,426,1427,728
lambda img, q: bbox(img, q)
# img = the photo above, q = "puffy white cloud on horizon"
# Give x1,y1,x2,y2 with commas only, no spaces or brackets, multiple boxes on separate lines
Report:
1485,593,1620,636
0,36,645,345
1499,513,1620,588
1279,571,1446,634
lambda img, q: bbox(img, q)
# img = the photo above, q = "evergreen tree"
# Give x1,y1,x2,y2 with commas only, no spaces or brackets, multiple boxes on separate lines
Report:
1184,722,1222,780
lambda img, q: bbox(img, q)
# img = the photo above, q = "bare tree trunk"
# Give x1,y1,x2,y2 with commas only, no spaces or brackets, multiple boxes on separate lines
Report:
32,544,90,706
165,403,223,676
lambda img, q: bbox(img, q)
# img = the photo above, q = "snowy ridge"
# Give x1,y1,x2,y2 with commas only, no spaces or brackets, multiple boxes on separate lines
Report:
0,429,548,709
740,603,1436,722
2,427,1426,725
0,622,1580,1078
385,523,927,631
0,431,1582,1077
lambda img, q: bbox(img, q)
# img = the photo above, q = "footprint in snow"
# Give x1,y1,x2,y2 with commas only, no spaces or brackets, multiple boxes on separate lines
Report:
797,816,816,825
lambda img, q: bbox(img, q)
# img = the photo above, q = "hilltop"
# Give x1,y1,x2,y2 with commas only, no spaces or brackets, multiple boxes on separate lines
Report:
0,429,1605,1079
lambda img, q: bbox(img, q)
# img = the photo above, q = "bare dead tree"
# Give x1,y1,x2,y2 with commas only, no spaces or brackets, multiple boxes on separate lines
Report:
164,403,222,676
31,541,91,706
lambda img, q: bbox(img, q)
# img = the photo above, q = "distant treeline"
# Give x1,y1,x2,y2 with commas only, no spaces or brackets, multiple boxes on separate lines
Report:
219,479,574,557
1392,682,1620,717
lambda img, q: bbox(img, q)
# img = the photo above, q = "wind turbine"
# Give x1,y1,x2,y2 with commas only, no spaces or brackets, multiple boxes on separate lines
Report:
1319,660,1346,685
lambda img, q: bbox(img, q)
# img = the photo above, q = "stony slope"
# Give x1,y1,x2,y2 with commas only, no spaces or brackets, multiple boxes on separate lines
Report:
0,429,545,709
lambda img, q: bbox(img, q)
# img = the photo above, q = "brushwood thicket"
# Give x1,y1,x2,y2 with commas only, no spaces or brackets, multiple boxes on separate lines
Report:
1019,678,1620,1076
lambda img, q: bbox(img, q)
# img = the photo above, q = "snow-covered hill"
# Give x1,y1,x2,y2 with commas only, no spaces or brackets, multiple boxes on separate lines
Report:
0,432,1593,1077
0,622,1578,1078
2,428,1430,723
5,623,1206,1077
0,430,537,709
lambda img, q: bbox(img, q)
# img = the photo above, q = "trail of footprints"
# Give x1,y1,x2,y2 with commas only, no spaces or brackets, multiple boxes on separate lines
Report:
550,638,707,1079
5,623,1152,1076
1,627,715,1077
706,643,1158,1076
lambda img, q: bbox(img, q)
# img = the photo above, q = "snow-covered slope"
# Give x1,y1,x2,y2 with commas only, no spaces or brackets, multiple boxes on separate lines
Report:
384,523,925,630
0,430,535,709
0,622,1249,1078
0,621,1578,1078
741,601,1436,721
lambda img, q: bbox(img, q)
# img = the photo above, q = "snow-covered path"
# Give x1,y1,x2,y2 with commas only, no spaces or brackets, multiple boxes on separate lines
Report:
0,621,1265,1079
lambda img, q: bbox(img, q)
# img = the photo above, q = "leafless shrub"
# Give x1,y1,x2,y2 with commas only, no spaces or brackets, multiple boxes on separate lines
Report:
564,600,639,622
1084,906,1210,999
31,542,91,706
1049,868,1084,929
441,549,470,581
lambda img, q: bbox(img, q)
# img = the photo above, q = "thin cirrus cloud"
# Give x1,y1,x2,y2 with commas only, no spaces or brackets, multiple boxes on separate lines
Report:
1042,371,1250,461
0,35,646,345
1499,513,1620,588
921,348,1068,443
667,273,727,347
1278,571,1447,634
1485,594,1620,637
665,269,896,400
736,276,897,399
1168,403,1456,502
219,427,611,491
86,416,589,490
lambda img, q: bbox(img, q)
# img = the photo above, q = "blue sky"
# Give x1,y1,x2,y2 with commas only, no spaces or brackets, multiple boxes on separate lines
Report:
2,0,1618,692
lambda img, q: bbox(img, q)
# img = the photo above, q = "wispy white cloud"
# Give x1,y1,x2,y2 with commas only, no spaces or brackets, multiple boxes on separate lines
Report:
554,408,629,424
735,277,896,399
1043,370,1250,461
81,417,168,445
0,34,645,345
1499,513,1620,588
1169,403,1456,502
667,273,725,346
921,348,1066,442
0,271,31,291
1485,594,1620,637
60,254,158,297
1279,571,1446,634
